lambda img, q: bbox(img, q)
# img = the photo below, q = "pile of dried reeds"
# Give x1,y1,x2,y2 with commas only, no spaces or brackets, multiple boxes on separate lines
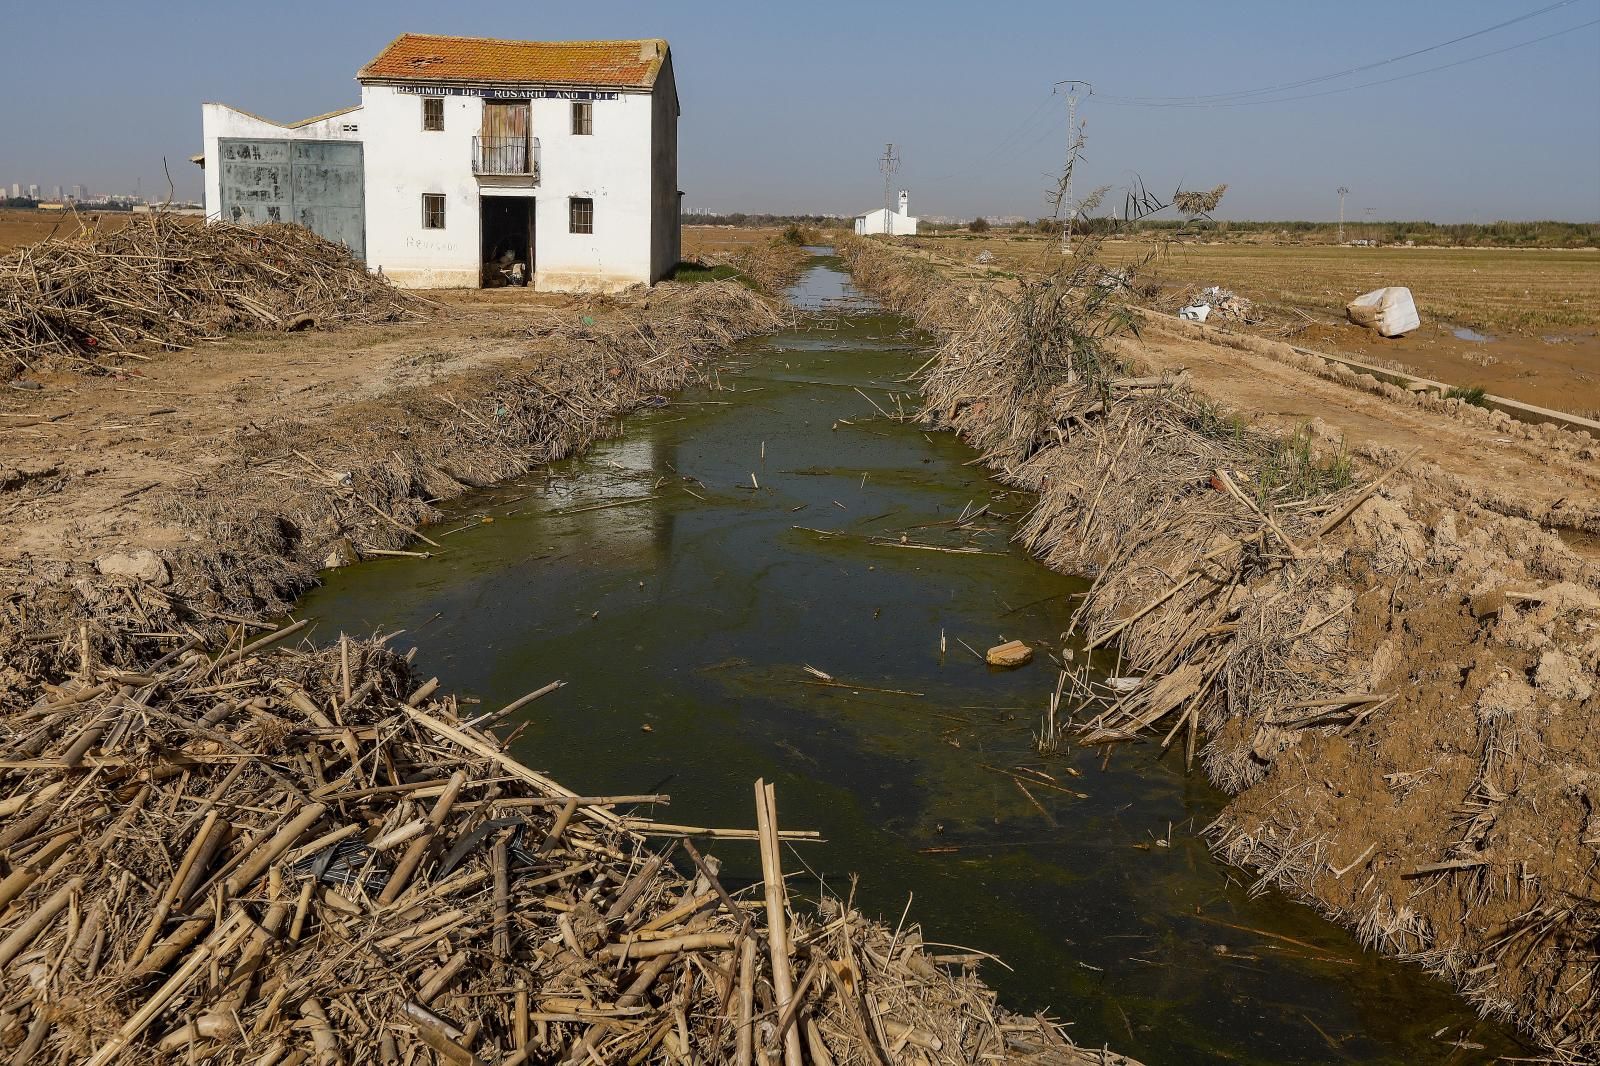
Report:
692,238,812,295
0,628,1122,1065
834,242,968,333
1,214,425,378
1011,399,1376,787
523,277,792,366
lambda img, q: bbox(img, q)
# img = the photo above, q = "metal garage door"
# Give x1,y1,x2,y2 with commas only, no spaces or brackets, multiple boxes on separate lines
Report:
218,138,365,260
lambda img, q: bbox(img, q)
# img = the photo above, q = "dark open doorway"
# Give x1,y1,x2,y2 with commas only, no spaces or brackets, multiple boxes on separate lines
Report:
481,197,534,287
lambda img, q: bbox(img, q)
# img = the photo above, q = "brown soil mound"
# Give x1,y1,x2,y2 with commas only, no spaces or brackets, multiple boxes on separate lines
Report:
840,234,1600,1061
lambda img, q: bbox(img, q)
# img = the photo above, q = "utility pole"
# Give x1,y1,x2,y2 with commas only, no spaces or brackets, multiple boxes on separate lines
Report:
1052,80,1092,254
877,143,900,232
1336,186,1349,244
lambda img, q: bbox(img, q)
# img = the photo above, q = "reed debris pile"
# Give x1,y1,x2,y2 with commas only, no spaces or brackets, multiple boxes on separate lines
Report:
0,630,1121,1065
523,276,791,365
690,237,813,295
2,215,425,378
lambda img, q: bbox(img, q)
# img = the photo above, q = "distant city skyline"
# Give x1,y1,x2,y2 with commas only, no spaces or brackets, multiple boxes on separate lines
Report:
1,179,168,208
1,0,1596,222
5,181,96,201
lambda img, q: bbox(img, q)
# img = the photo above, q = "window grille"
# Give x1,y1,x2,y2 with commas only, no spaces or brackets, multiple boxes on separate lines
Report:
569,197,594,234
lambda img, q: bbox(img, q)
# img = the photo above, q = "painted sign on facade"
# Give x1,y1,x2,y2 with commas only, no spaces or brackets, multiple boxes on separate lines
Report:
392,85,621,101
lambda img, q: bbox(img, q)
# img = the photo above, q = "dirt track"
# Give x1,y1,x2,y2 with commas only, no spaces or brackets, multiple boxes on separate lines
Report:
1,289,588,567
1117,317,1600,542
896,241,1600,550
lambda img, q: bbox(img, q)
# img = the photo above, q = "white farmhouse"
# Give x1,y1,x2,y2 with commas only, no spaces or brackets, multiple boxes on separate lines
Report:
854,191,917,236
198,34,680,292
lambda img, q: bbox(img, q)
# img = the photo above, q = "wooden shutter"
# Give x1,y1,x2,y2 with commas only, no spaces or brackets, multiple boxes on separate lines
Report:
481,102,530,172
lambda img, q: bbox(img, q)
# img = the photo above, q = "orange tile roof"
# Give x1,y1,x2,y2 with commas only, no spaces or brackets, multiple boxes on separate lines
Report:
358,34,668,89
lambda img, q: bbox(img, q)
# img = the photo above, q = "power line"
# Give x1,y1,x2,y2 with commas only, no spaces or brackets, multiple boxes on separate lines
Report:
927,93,1057,182
1099,0,1588,106
1100,16,1599,109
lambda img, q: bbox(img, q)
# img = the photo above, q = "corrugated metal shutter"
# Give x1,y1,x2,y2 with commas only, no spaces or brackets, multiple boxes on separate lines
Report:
218,138,365,260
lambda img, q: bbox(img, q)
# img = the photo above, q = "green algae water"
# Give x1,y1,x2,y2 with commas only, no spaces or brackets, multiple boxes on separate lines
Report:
296,253,1528,1064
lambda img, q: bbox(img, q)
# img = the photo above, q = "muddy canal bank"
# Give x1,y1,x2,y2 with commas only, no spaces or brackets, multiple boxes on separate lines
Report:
298,253,1531,1063
838,236,1600,1060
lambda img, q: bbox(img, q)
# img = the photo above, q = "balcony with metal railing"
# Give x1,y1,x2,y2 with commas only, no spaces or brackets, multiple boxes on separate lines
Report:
472,136,540,183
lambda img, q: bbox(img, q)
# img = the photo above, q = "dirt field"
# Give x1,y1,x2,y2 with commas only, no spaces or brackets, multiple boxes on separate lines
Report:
683,223,794,256
920,233,1600,418
0,206,194,252
0,280,795,571
1,289,555,564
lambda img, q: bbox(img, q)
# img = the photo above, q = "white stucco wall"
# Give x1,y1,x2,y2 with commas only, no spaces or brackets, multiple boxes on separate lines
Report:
359,83,665,292
200,103,363,221
357,87,483,288
854,207,918,236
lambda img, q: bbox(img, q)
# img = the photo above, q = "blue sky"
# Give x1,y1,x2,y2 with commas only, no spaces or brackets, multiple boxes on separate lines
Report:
1,0,1596,221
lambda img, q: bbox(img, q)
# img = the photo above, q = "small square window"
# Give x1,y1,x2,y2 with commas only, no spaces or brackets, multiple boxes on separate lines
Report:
571,100,593,136
569,197,594,234
422,193,446,229
422,97,444,131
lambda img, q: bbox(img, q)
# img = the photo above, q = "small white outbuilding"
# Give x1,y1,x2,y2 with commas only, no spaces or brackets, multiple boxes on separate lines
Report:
854,190,918,236
199,33,681,292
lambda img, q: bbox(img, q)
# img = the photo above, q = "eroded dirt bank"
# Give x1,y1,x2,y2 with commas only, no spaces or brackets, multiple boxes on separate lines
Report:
0,231,1133,1063
839,234,1600,1061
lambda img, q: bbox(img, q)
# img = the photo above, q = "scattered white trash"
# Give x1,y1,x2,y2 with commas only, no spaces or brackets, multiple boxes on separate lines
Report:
1178,303,1211,322
1346,286,1420,337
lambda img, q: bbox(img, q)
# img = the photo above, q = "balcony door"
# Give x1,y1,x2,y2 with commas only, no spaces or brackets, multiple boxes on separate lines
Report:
480,101,530,174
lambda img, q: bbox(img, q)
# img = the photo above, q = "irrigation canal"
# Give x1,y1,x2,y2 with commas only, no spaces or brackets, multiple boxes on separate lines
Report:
297,251,1527,1064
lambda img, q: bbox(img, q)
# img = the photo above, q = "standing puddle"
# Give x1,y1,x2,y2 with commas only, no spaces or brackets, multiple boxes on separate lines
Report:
1452,325,1493,343
298,253,1528,1063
